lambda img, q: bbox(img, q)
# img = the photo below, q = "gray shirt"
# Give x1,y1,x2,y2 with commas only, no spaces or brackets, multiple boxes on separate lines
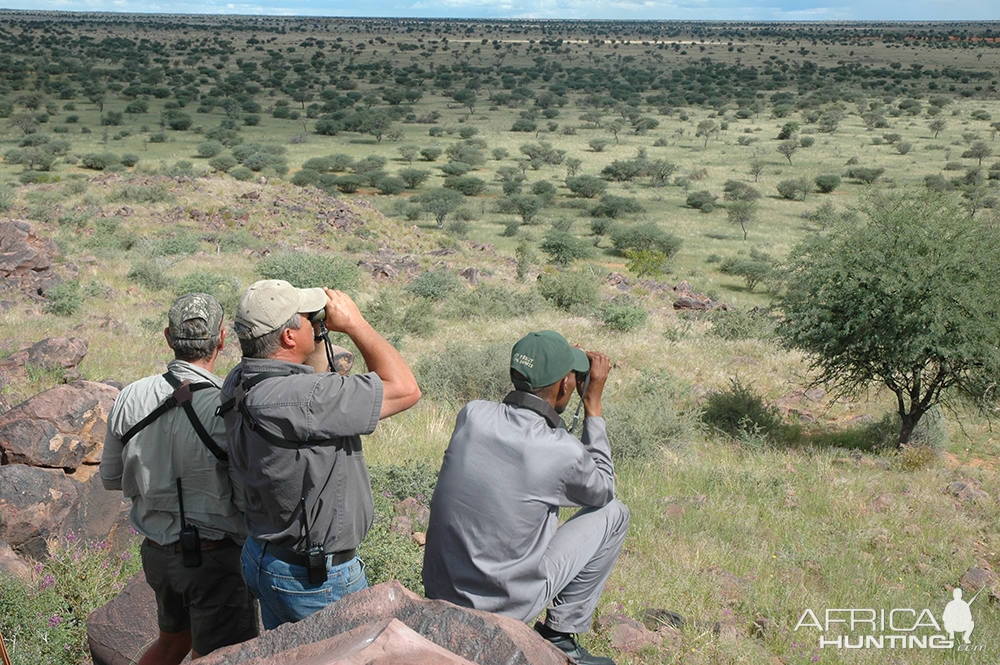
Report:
220,357,383,553
101,360,247,545
422,394,615,618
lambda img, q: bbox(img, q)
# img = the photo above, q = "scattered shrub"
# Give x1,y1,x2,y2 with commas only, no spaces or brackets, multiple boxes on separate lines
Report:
127,260,174,291
537,270,598,314
701,378,783,441
814,174,841,193
44,280,84,316
414,340,511,403
258,252,361,293
407,269,462,301
601,300,649,332
610,223,682,259
604,368,693,460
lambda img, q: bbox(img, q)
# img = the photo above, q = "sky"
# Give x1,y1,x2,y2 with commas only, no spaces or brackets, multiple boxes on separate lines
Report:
0,0,997,22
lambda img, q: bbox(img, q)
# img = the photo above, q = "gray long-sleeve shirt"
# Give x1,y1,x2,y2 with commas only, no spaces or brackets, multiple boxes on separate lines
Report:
422,394,615,618
101,360,247,545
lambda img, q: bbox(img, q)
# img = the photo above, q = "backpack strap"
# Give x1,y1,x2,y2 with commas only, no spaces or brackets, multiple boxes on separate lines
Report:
217,370,358,453
122,373,228,462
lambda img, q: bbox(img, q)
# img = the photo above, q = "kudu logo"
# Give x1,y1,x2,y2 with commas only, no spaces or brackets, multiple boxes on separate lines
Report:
793,586,986,652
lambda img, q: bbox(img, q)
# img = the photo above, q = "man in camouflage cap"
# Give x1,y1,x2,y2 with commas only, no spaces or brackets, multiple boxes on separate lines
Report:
102,293,257,664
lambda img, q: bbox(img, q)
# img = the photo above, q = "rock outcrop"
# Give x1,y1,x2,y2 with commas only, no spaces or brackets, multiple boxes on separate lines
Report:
89,579,573,665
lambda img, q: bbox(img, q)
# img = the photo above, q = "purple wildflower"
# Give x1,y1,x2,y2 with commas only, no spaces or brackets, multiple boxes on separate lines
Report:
48,614,62,627
39,574,56,589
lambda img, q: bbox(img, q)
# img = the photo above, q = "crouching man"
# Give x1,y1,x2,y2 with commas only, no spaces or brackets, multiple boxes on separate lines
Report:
101,294,257,663
423,331,629,665
220,280,420,629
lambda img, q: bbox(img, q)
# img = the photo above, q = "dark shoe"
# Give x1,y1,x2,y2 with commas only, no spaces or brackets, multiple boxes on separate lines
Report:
534,622,615,665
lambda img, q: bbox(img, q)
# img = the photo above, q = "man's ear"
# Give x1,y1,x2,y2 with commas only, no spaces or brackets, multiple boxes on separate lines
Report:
280,325,298,349
163,328,174,350
217,328,226,352
558,373,573,401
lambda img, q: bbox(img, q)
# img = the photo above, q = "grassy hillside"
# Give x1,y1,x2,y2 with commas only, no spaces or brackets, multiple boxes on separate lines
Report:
0,13,999,664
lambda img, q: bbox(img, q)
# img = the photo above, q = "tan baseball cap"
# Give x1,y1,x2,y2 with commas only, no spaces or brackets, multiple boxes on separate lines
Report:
235,279,327,339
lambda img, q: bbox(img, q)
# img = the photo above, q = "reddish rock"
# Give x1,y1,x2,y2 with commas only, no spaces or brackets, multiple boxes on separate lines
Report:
596,614,663,653
0,464,79,548
87,572,159,665
459,267,480,285
0,540,32,580
240,618,478,665
672,297,711,311
960,567,995,593
61,465,129,544
27,337,89,370
0,221,60,296
394,497,430,528
0,380,118,469
197,581,571,665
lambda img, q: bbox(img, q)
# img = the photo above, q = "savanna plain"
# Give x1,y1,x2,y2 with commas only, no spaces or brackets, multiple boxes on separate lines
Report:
1,12,1000,664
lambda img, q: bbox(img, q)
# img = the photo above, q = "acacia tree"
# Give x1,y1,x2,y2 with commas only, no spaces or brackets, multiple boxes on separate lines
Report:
779,189,1000,447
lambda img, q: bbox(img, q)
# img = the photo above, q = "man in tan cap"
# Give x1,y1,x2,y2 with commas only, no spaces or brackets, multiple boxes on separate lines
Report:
220,279,420,629
102,293,257,664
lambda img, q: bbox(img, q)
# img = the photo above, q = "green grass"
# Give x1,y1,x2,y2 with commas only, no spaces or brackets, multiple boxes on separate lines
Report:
1,15,999,664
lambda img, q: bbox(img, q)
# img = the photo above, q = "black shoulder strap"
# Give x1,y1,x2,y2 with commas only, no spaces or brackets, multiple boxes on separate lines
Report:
217,369,358,454
122,373,228,462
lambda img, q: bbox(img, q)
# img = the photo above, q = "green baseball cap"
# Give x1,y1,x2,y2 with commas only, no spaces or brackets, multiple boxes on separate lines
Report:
235,279,328,340
168,293,224,340
510,330,590,391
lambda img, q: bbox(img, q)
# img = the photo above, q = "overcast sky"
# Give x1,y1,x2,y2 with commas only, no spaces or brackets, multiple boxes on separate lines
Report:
2,0,998,22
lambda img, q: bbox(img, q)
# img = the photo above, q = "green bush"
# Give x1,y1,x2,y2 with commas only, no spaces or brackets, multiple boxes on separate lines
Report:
610,223,682,259
258,252,361,293
120,153,140,168
44,280,84,316
148,231,201,256
814,174,841,193
845,167,885,184
82,218,138,254
565,175,607,198
127,260,174,291
398,168,431,189
686,190,718,211
540,231,593,267
80,152,120,170
706,307,779,342
407,269,461,301
601,300,649,332
174,271,242,316
591,194,644,219
701,378,784,441
537,270,598,314
335,175,364,193
216,229,263,253
776,178,811,201
414,340,512,403
445,284,544,320
229,166,254,182
376,175,406,195
196,140,224,158
107,183,174,205
624,249,670,278
604,367,693,460
443,175,487,196
363,289,438,346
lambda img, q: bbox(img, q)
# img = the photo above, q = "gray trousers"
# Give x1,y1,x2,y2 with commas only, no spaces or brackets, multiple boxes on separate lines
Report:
521,499,630,634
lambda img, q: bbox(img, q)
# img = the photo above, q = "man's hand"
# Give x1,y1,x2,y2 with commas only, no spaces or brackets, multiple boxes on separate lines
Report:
581,350,610,418
322,288,421,419
322,288,367,336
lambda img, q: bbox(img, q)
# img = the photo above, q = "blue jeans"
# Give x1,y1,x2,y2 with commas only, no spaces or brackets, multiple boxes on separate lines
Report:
241,537,368,630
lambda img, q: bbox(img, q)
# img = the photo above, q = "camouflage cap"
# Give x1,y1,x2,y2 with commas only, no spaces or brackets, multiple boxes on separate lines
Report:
168,293,224,340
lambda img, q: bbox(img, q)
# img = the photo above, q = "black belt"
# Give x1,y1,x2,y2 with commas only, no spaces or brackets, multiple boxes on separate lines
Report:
258,538,356,568
146,537,234,553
